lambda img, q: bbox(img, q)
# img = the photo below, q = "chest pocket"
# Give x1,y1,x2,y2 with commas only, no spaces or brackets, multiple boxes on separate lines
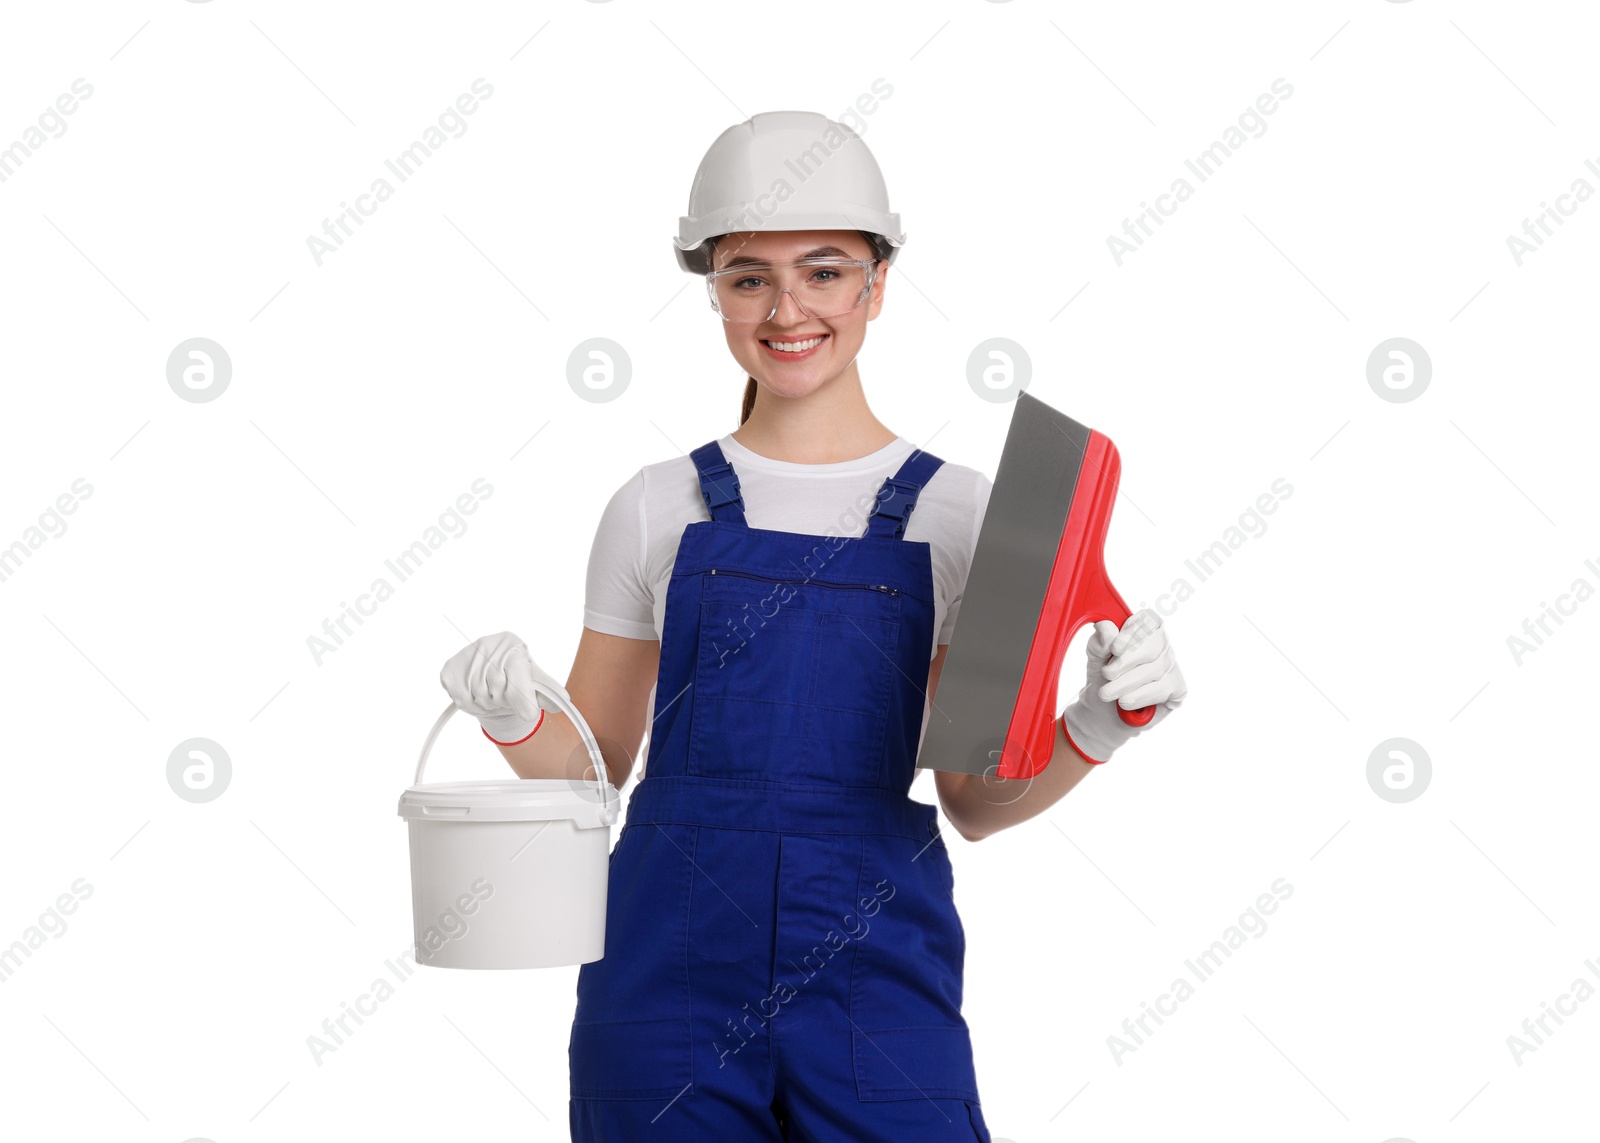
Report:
689,568,902,787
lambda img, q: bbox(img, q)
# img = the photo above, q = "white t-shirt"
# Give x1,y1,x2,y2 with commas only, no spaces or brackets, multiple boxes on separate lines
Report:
583,433,993,656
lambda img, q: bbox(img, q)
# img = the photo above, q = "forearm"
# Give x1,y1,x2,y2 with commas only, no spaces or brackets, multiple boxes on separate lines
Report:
489,709,624,786
937,714,1098,841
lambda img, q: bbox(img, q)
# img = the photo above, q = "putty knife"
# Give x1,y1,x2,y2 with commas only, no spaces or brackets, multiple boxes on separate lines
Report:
919,391,1153,780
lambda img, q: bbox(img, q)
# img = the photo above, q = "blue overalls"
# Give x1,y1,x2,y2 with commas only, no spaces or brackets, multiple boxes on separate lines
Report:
569,440,991,1142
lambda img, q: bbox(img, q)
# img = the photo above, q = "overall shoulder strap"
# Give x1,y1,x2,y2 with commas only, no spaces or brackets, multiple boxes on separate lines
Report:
866,448,945,540
690,440,747,525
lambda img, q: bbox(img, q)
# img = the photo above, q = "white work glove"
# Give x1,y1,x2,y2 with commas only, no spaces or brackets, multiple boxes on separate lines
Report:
439,631,569,745
1061,608,1186,764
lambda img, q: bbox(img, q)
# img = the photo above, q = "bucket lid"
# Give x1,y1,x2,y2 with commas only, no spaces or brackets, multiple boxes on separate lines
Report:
398,778,619,826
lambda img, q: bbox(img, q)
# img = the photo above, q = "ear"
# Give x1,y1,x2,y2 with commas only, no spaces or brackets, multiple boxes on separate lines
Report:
866,260,889,321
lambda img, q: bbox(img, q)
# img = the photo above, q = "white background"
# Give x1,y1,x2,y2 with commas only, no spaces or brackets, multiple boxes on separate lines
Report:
1,2,1596,1140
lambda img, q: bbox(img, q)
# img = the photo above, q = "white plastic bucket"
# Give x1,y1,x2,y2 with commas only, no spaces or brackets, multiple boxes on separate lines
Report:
397,694,619,969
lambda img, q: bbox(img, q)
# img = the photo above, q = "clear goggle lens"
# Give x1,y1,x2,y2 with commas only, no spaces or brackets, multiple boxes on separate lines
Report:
707,258,876,322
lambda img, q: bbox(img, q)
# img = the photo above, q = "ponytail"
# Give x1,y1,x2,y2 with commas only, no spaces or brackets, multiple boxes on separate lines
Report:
740,376,757,424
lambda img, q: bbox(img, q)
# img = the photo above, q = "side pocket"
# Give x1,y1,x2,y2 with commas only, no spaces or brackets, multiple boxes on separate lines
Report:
850,838,980,1103
965,1098,992,1141
570,1017,693,1100
569,825,694,1100
935,845,965,963
851,1024,980,1102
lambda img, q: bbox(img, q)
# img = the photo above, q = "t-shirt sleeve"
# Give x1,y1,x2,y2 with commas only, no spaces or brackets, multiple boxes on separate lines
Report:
583,470,659,640
938,469,993,645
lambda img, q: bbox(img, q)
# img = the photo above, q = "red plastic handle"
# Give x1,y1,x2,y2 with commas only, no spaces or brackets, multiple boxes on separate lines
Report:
997,429,1156,780
1120,701,1157,727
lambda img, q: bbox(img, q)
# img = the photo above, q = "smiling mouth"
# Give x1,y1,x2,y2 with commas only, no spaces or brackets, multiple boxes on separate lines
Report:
762,334,828,353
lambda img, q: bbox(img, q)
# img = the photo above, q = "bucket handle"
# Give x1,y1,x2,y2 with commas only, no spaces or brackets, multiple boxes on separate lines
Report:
414,688,615,820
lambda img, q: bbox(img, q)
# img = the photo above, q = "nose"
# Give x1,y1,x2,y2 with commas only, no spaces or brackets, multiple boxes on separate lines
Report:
767,287,814,324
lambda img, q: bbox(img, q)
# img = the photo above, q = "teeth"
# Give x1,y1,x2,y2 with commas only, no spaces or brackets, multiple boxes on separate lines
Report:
767,336,825,353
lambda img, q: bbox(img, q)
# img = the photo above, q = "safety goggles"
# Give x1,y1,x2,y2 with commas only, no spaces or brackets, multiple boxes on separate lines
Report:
704,257,881,323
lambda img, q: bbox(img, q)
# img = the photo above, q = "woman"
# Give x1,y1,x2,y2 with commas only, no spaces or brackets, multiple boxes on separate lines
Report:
440,110,1186,1142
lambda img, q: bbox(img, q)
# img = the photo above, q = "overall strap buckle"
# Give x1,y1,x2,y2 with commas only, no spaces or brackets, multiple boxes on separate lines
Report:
700,460,743,513
866,448,944,540
868,476,921,539
691,441,748,525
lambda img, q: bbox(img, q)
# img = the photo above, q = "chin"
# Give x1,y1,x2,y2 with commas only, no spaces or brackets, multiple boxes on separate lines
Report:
749,375,827,401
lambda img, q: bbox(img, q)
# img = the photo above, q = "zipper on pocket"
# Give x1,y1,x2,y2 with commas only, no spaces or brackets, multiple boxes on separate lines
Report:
707,567,899,596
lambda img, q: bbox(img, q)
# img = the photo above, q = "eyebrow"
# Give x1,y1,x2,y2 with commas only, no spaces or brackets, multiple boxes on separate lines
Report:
716,245,854,269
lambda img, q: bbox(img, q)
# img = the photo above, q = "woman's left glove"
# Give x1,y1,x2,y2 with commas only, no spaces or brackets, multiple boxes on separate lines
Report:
1061,608,1186,765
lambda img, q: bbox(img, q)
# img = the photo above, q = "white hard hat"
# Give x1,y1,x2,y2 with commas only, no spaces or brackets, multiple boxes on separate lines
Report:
674,110,905,275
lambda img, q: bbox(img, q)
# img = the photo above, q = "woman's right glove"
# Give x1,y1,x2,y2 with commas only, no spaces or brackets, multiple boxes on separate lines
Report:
439,631,569,745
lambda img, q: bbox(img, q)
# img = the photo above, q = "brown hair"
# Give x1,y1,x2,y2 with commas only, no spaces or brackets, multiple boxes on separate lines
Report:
704,231,891,425
740,375,758,425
